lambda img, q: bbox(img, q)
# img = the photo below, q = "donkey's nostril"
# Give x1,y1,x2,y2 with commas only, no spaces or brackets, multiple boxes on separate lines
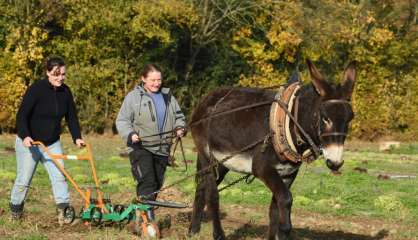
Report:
326,159,343,171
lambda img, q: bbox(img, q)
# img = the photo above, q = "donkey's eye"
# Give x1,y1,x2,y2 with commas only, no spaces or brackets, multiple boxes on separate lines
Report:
322,117,332,126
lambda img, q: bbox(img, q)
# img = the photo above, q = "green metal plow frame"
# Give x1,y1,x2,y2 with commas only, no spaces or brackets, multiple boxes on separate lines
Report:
79,203,152,223
64,199,187,224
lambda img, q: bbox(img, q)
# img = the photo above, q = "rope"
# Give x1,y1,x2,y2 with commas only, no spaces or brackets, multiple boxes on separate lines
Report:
218,174,255,192
208,88,234,179
140,85,323,199
139,129,176,139
138,136,267,200
169,137,188,172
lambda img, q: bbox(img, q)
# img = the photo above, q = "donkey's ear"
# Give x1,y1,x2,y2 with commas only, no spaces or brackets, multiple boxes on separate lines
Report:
306,59,330,97
341,61,356,100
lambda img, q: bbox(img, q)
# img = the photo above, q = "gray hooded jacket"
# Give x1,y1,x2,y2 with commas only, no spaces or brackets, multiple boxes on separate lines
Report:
116,85,186,156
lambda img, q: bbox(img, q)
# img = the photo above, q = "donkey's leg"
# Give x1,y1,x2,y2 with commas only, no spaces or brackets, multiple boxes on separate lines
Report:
268,196,280,238
205,170,226,240
254,159,294,239
266,172,299,240
189,154,207,235
264,179,293,240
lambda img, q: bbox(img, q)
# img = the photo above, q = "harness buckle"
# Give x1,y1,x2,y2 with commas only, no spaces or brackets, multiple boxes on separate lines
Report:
260,133,271,153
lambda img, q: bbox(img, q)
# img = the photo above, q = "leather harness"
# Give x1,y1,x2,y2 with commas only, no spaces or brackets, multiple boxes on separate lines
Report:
269,83,316,163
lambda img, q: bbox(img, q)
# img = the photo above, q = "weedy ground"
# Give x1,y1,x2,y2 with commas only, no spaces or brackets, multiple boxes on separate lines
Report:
0,134,417,240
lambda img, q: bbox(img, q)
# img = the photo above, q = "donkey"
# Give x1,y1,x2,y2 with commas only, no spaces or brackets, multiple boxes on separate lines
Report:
188,60,356,240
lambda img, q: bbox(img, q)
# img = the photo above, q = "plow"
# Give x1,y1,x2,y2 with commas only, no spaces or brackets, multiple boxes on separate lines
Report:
32,141,186,238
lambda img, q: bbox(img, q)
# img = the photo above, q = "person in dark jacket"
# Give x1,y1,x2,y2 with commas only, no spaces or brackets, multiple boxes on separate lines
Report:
10,56,85,225
116,64,186,219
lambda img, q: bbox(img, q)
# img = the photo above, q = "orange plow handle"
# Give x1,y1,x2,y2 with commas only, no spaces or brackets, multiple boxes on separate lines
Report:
32,141,92,161
31,141,105,210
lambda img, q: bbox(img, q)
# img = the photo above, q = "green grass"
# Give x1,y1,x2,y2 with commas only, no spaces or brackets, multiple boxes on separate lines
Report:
387,143,418,155
165,144,418,224
165,140,418,238
1,135,417,239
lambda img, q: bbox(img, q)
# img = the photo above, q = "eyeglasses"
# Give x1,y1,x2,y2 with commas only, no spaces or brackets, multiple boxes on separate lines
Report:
52,68,65,77
145,78,161,83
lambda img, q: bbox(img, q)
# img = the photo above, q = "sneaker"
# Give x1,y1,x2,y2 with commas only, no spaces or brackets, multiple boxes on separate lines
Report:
10,211,23,221
9,203,24,221
57,208,65,226
56,203,70,226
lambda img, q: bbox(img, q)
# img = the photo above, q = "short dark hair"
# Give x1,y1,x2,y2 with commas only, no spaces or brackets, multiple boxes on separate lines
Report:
140,63,162,78
44,56,65,72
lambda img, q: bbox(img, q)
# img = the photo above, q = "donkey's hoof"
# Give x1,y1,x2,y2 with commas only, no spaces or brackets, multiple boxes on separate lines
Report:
278,220,292,235
276,230,292,240
213,231,226,240
268,228,292,240
188,225,200,237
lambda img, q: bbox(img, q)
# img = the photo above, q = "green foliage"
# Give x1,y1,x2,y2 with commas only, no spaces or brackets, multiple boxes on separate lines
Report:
0,0,417,139
230,0,418,139
0,1,49,130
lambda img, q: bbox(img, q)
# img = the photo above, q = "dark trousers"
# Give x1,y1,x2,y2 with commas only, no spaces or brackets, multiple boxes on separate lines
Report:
129,148,168,200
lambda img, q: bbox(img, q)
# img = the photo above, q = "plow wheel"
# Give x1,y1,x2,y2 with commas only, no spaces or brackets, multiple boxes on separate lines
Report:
63,206,76,224
113,204,125,214
115,205,133,229
90,207,103,226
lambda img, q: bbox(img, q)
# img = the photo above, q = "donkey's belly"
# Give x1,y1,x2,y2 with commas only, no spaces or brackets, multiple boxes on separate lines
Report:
274,162,300,178
210,149,253,174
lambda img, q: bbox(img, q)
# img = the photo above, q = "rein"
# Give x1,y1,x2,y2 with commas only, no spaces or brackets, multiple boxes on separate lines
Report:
139,129,177,139
139,135,267,200
270,83,322,162
274,97,322,158
169,137,188,171
189,85,323,164
188,100,275,127
142,86,351,199
204,88,273,179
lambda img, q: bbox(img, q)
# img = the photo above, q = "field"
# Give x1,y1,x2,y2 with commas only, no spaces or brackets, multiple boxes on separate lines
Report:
0,134,417,240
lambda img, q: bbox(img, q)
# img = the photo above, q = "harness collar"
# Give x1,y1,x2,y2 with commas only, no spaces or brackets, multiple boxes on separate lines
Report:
269,83,316,163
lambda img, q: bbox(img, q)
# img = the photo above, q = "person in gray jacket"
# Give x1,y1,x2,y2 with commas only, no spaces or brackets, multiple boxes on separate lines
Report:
116,64,186,210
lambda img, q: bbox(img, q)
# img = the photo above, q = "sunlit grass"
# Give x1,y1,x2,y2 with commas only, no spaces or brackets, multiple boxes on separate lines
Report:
1,134,417,239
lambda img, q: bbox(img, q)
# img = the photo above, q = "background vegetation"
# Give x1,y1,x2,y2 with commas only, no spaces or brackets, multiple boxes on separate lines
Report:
0,0,417,139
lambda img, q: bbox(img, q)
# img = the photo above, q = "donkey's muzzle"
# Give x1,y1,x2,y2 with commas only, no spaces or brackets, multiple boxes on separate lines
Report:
326,159,343,171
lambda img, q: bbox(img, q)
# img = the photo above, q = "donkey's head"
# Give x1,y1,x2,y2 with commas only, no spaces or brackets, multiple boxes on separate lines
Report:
307,60,356,171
